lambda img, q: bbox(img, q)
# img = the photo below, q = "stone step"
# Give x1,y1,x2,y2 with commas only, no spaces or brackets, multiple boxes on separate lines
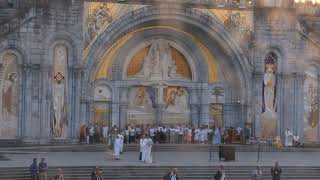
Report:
1,166,319,180
1,144,319,152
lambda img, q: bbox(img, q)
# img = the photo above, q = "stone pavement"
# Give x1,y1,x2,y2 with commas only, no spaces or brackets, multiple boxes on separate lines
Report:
1,151,320,168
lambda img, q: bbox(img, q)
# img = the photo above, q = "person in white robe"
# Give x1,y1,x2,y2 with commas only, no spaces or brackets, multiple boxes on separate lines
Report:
119,134,124,153
142,135,153,163
102,125,108,143
200,128,205,144
195,128,200,144
285,128,293,147
204,126,208,144
139,135,145,161
113,135,121,160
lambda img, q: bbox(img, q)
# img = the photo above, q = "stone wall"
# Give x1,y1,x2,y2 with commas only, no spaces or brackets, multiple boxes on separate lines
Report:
0,0,84,143
0,0,319,143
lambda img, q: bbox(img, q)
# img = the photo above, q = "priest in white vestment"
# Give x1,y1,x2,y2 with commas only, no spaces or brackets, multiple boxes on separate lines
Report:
142,135,153,163
139,135,145,161
200,128,205,144
285,128,293,147
114,135,121,160
119,134,124,153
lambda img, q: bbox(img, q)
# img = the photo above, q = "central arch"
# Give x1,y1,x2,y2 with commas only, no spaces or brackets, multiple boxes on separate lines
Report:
82,6,253,127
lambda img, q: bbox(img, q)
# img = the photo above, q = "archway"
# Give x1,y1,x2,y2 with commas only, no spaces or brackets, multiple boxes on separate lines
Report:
83,6,252,129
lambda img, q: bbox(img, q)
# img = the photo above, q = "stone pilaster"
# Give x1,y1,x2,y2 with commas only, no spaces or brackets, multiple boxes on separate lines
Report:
88,102,95,125
318,74,320,141
111,103,120,127
189,87,199,127
199,83,209,126
39,64,51,143
70,66,82,141
119,87,128,128
156,104,164,126
23,65,33,140
16,64,24,139
79,99,88,125
190,104,200,128
252,71,263,138
277,73,290,138
294,73,305,139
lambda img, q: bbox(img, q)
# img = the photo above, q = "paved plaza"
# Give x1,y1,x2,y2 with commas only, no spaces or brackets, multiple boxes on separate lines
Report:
1,150,320,168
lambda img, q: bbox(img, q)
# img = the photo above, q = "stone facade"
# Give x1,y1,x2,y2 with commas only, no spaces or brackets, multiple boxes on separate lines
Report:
0,0,319,144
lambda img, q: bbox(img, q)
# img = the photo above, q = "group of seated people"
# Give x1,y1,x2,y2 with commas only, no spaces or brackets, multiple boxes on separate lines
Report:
79,123,246,145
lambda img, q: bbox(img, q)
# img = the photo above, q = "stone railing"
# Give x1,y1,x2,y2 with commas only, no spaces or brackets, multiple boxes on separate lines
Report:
0,7,36,38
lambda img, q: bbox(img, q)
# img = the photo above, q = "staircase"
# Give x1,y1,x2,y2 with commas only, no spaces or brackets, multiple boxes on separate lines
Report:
1,144,319,153
0,166,319,180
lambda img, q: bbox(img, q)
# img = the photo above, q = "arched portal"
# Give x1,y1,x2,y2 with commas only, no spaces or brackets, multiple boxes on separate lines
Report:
82,6,252,129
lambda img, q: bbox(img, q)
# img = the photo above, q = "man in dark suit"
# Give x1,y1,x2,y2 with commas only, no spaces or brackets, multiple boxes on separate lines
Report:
163,168,179,180
271,161,282,180
214,165,226,180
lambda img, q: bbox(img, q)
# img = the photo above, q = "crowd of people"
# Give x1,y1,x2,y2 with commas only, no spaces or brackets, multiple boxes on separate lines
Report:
79,123,246,145
29,158,283,180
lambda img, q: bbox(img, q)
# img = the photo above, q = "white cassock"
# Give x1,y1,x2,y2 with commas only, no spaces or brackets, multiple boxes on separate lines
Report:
200,129,205,143
142,138,153,163
204,128,208,142
102,126,108,139
195,129,200,142
285,130,293,147
114,138,121,159
139,138,144,160
141,139,146,162
119,135,124,153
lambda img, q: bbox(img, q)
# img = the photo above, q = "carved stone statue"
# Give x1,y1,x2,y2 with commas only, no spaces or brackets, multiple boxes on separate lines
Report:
261,54,277,139
133,39,185,81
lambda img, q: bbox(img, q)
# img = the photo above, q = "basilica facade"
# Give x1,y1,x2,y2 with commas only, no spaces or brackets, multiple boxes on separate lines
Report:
0,0,319,144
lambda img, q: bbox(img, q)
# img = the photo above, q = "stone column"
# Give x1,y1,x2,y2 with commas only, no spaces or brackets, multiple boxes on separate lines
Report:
200,83,209,126
318,74,320,141
39,65,50,143
23,65,32,140
16,64,24,138
88,102,95,125
189,87,199,127
119,87,128,129
253,71,263,138
79,100,88,125
111,103,120,127
277,73,289,138
190,104,199,127
155,104,164,126
70,67,82,142
295,73,305,139
276,73,284,137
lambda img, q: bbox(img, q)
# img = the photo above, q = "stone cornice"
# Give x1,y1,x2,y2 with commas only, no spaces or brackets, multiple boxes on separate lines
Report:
84,0,254,10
